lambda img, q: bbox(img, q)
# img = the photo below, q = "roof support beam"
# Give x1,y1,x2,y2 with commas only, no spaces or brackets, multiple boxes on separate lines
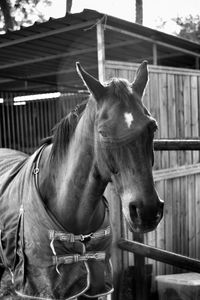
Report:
0,65,97,85
106,25,200,59
0,20,96,49
133,52,184,64
0,40,141,71
0,47,97,70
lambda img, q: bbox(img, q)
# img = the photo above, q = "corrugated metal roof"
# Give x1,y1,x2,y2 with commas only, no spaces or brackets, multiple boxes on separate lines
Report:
0,9,199,93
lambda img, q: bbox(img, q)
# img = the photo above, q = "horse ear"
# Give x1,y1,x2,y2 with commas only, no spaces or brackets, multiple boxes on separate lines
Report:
132,60,148,97
76,62,106,101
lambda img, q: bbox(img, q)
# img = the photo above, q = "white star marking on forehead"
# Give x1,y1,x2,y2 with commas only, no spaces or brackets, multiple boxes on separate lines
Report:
124,112,134,128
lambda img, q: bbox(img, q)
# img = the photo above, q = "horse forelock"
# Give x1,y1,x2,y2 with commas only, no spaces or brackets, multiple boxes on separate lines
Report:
106,78,132,104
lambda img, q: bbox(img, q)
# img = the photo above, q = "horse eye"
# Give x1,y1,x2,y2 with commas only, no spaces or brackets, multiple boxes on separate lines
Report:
112,169,119,175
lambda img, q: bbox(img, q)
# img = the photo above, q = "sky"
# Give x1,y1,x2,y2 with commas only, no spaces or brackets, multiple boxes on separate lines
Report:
47,0,200,34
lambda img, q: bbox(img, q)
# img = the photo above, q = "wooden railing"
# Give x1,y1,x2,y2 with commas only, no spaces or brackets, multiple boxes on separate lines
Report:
154,139,200,150
118,239,200,273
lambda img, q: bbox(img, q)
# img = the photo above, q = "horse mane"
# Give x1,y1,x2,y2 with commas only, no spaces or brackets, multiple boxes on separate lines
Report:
42,100,88,166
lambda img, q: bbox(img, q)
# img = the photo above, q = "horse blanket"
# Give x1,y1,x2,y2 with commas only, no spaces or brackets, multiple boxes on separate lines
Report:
0,147,113,299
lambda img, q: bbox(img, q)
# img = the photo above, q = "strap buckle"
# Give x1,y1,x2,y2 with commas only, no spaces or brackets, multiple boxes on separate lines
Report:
33,167,39,175
80,233,94,242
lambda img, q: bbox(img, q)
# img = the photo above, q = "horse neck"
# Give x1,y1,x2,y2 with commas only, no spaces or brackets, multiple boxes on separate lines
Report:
40,106,108,235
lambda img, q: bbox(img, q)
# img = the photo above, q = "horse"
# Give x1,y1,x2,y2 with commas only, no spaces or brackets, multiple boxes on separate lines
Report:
0,61,164,299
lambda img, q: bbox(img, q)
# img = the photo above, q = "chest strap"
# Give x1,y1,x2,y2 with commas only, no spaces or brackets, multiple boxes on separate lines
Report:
49,226,111,243
49,226,111,274
33,144,47,191
53,251,106,265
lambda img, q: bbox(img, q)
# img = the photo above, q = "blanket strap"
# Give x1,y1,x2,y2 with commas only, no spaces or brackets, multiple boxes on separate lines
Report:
49,227,111,274
49,226,111,243
53,251,106,265
33,144,47,191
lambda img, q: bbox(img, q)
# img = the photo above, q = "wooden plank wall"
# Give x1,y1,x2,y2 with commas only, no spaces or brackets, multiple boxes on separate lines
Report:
0,92,87,154
105,61,200,282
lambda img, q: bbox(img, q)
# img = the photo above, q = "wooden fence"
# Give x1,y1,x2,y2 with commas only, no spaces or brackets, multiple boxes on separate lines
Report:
104,61,200,297
0,92,87,154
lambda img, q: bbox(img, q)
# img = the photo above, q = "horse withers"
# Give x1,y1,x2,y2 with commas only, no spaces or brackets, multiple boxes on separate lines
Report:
0,61,163,299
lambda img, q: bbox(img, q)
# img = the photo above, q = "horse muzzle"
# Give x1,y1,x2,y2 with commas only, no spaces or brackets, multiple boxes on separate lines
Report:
125,198,164,233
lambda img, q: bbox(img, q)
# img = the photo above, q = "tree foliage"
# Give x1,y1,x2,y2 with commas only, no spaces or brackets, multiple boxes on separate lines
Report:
173,15,200,43
0,0,52,32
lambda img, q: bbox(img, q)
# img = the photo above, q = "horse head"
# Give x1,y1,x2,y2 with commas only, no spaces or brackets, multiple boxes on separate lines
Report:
77,61,164,233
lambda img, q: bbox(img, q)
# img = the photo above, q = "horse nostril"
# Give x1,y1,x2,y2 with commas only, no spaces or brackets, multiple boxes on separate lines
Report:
156,210,161,220
129,203,139,220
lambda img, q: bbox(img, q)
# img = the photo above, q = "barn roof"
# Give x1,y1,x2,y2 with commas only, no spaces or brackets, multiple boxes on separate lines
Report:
0,9,200,93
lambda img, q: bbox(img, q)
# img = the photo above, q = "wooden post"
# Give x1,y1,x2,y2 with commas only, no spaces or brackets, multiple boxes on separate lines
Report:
134,233,148,300
153,43,158,65
96,21,105,82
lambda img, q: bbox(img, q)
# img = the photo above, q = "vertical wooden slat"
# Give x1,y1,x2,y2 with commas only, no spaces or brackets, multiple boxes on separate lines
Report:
27,102,34,153
31,101,37,151
176,75,185,166
9,95,15,149
164,179,173,274
195,174,200,258
20,103,26,152
188,175,196,258
35,100,41,145
5,93,12,148
48,98,54,133
167,74,177,167
183,75,192,164
133,232,147,300
159,73,169,169
44,100,49,137
39,100,45,140
15,105,20,151
172,178,180,273
190,75,199,163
